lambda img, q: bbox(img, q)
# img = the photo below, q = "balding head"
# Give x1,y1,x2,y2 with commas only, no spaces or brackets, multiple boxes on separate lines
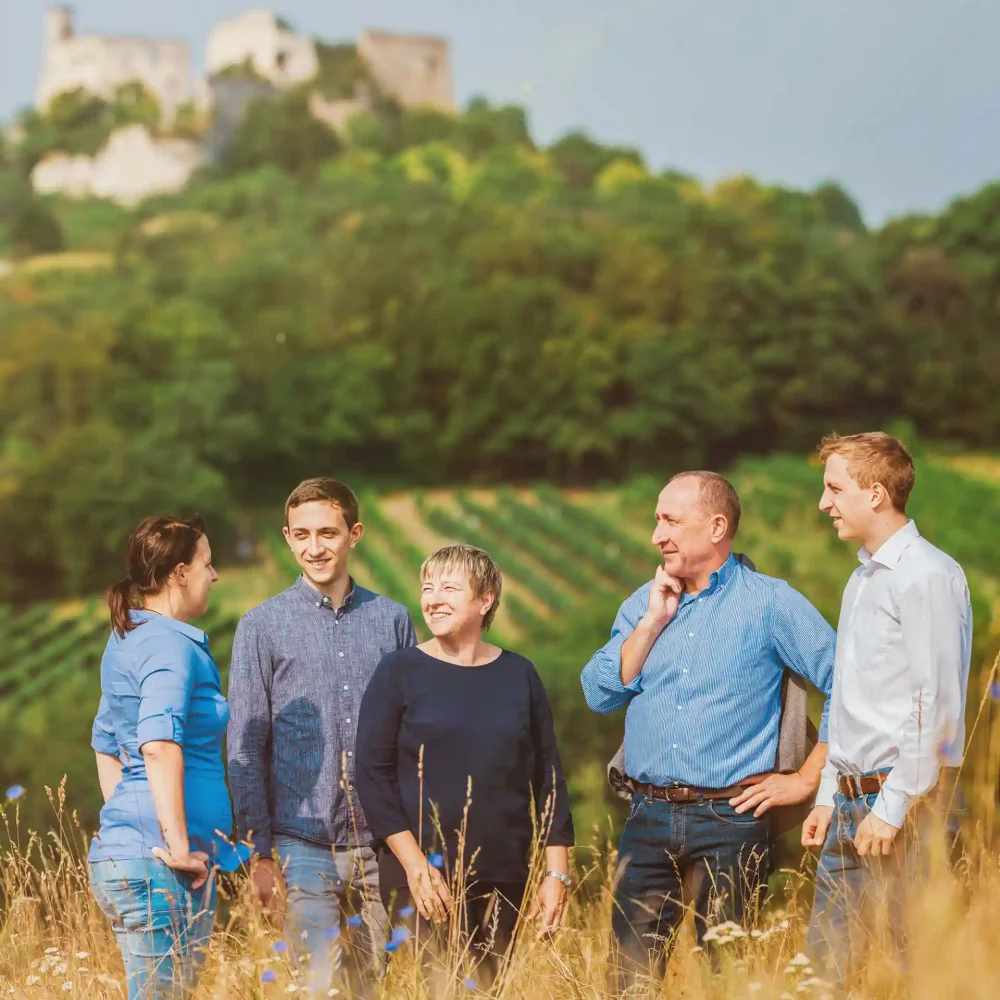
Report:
652,471,740,589
668,471,741,539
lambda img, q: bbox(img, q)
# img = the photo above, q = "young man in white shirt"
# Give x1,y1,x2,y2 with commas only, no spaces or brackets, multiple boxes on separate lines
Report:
802,431,972,985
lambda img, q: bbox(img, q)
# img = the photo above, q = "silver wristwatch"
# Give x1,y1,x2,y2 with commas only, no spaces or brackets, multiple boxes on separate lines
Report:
544,870,573,889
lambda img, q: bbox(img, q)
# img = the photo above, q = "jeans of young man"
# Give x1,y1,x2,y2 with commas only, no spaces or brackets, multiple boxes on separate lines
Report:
612,793,772,987
276,834,389,994
806,781,965,989
89,858,216,1000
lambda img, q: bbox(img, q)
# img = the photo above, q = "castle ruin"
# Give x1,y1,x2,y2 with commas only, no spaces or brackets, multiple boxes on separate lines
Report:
36,7,194,119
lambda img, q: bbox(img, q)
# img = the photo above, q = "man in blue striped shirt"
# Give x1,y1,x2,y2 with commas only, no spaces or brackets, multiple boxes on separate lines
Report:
581,471,835,980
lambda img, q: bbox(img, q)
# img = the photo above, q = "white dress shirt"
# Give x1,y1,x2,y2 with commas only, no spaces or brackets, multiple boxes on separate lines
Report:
816,520,972,828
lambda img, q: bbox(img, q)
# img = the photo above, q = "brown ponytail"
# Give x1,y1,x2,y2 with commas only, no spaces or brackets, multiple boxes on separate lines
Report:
109,515,205,639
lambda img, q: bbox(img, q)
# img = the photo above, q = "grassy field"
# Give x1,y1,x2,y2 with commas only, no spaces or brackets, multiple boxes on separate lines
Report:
2,452,1000,997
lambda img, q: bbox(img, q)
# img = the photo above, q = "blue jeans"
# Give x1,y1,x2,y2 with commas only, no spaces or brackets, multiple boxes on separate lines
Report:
89,858,216,1000
806,781,964,988
276,834,388,993
612,794,772,980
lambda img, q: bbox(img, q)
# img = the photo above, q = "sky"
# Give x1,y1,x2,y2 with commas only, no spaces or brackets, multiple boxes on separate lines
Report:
1,0,998,224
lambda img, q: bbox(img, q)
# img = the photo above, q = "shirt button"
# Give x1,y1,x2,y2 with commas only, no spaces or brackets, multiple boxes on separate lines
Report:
346,718,351,725
349,784,354,791
672,744,678,750
677,705,683,711
688,632,694,638
343,685,349,691
683,668,688,674
315,601,321,608
339,652,344,657
347,751,353,758
698,598,703,603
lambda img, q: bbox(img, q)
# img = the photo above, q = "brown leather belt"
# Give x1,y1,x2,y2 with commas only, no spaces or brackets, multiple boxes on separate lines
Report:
838,767,960,800
629,780,750,803
837,771,890,798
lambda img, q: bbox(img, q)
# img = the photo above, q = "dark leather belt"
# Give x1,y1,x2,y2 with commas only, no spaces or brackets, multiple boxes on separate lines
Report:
629,780,750,803
837,771,890,798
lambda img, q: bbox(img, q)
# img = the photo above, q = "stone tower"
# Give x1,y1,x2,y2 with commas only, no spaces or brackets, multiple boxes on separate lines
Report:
35,5,193,119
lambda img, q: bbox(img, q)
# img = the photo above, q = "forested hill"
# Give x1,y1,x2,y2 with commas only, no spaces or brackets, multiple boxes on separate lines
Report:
1,95,999,600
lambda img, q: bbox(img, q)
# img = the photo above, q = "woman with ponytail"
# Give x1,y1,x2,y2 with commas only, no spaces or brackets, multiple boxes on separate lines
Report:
88,515,232,1000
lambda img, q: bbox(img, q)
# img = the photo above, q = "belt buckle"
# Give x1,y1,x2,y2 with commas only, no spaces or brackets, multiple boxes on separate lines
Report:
668,784,695,804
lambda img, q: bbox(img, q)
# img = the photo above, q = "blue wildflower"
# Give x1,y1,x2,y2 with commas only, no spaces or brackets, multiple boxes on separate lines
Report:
385,941,400,952
272,940,288,953
345,914,363,927
399,906,416,918
427,853,444,869
5,785,25,801
463,977,478,989
390,925,410,945
261,969,277,983
323,925,341,939
991,681,1000,701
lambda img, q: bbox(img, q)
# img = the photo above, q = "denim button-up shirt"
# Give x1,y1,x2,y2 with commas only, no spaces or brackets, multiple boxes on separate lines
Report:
227,576,416,856
90,610,232,863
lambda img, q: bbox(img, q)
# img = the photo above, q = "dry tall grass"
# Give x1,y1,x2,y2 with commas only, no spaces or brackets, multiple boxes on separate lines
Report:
3,655,999,1000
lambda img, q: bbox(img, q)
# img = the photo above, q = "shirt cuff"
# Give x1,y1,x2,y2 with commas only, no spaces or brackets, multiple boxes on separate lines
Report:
91,728,119,757
871,786,907,829
136,710,184,749
815,767,839,809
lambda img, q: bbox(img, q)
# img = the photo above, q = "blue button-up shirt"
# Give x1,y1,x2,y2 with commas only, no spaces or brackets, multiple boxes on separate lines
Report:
581,554,835,789
227,576,416,856
89,610,233,863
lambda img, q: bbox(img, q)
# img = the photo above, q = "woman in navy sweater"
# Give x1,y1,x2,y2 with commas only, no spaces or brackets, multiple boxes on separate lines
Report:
356,544,574,978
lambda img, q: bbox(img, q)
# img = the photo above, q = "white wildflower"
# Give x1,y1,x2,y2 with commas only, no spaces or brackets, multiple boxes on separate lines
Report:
691,946,703,953
62,984,73,992
75,952,89,960
77,969,89,974
286,987,299,994
790,953,811,967
45,948,59,955
328,991,341,998
749,984,763,993
750,929,763,938
26,976,41,986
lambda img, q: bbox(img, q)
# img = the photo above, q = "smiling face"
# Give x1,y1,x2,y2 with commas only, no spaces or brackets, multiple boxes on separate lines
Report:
283,500,362,590
420,565,494,640
819,452,884,543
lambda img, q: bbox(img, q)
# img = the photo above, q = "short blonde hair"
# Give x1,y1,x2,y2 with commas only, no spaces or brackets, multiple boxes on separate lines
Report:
421,544,503,631
818,432,915,512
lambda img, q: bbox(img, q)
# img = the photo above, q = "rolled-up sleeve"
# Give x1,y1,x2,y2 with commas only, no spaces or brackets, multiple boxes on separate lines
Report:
529,665,575,846
580,588,646,714
91,694,119,757
135,633,195,749
770,582,836,742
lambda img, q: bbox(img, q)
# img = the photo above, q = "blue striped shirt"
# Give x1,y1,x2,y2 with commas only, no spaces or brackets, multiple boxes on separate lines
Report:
581,554,835,789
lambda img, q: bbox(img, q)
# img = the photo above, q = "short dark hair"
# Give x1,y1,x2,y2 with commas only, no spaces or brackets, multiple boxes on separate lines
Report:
669,471,741,538
285,478,359,528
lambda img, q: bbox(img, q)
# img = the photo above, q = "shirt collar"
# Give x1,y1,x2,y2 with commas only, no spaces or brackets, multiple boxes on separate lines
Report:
130,609,207,646
701,552,738,596
293,574,357,613
858,519,919,570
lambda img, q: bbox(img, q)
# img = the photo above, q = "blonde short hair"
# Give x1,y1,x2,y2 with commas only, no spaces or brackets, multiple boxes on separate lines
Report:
818,431,915,513
421,543,503,631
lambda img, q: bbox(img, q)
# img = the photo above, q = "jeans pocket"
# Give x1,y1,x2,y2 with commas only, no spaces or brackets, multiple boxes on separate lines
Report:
707,800,770,830
92,875,154,932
